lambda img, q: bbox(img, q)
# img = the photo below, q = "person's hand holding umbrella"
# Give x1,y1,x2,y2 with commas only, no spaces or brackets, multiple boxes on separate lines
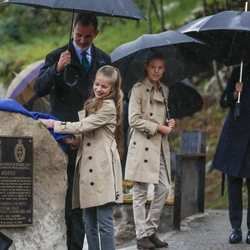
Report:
56,50,71,73
166,118,176,129
233,81,243,119
234,82,243,99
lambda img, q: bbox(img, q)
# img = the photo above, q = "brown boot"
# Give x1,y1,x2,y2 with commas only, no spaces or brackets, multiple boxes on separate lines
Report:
148,233,168,248
137,237,156,249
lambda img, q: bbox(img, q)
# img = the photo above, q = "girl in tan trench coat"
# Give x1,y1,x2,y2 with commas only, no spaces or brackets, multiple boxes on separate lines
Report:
40,65,123,250
125,51,175,249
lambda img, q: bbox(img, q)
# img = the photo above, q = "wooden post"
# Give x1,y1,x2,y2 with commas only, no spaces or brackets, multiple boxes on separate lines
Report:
173,131,206,230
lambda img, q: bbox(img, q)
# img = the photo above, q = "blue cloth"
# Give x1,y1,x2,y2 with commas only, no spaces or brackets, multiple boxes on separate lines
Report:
0,99,72,151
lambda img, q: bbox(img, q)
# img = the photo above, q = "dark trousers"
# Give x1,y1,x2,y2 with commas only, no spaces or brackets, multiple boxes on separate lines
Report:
227,175,250,230
65,148,85,250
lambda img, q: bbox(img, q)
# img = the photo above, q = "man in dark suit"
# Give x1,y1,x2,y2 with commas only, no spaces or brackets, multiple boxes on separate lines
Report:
34,13,111,250
213,65,250,245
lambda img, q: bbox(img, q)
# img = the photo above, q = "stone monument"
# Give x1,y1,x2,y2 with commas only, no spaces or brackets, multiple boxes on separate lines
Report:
0,110,67,250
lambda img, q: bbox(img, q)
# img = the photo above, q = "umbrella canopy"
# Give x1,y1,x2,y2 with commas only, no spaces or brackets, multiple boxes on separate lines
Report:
2,0,145,20
5,60,49,112
168,79,203,119
178,10,250,66
111,30,212,96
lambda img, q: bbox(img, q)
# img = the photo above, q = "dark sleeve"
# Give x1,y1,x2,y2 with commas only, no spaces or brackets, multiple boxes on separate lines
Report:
33,51,61,97
220,67,239,108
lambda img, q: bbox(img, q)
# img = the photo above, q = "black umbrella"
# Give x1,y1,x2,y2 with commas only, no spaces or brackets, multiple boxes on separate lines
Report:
178,9,250,66
111,30,212,96
2,0,145,86
168,79,203,119
2,0,145,21
178,2,249,119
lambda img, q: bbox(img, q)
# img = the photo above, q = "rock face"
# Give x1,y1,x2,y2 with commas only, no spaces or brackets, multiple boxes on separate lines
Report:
0,111,68,250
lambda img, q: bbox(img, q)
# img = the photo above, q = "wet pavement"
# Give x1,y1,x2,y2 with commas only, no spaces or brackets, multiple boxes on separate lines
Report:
117,210,250,250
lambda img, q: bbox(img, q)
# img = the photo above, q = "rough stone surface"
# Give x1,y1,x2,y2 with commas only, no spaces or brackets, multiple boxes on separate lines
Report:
0,111,68,250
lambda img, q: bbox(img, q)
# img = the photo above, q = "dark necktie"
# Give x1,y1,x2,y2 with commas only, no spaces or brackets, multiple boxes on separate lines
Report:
81,51,91,71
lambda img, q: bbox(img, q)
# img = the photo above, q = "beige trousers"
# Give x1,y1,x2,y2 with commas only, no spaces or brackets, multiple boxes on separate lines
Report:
132,153,170,239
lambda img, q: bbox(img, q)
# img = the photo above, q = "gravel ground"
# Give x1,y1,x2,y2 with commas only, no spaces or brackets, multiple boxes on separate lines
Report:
117,210,249,250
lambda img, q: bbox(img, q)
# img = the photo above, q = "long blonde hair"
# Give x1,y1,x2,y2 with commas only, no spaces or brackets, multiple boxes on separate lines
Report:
84,65,124,126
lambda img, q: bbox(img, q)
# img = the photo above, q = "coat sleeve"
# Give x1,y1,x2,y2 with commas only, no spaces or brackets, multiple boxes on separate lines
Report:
33,51,62,97
220,67,239,108
128,86,158,136
54,100,116,134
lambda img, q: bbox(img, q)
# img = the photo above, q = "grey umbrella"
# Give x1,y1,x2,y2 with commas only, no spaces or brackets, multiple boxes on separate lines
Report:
111,30,212,96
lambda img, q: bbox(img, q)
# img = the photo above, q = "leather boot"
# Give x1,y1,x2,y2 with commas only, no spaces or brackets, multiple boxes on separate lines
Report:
137,237,156,249
246,231,250,244
149,233,168,248
229,228,242,243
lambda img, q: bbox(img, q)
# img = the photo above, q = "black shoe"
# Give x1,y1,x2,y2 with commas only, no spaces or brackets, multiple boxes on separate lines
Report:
137,237,156,249
229,228,242,244
246,231,250,244
148,233,168,248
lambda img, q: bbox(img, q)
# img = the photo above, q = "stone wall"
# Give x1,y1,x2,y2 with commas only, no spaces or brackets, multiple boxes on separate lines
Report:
0,111,68,250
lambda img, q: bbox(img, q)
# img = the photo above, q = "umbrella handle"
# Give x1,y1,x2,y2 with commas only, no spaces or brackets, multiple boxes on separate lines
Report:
236,59,244,103
234,102,240,120
236,1,249,102
166,106,171,120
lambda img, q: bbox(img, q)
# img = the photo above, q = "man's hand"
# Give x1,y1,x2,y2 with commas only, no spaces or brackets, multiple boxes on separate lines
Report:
56,50,71,72
233,81,243,99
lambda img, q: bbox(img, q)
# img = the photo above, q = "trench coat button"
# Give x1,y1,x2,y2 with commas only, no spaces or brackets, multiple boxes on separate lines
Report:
147,136,150,139
133,141,136,145
89,156,92,160
87,142,91,146
145,147,149,151
150,113,153,116
144,159,148,163
89,169,93,173
150,100,152,104
90,182,94,186
146,89,150,92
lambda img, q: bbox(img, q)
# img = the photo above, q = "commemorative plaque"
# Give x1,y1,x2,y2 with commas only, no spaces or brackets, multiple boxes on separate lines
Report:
0,137,33,227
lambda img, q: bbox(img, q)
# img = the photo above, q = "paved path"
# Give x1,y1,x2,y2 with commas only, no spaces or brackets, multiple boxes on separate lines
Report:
117,210,249,250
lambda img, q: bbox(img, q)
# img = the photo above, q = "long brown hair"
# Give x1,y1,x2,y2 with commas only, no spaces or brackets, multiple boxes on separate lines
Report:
84,65,125,158
84,65,124,126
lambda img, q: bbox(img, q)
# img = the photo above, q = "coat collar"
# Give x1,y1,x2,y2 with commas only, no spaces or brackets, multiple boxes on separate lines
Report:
143,77,165,103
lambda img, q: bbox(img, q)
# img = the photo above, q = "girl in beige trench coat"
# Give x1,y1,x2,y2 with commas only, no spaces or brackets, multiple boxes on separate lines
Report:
125,51,175,249
40,65,123,250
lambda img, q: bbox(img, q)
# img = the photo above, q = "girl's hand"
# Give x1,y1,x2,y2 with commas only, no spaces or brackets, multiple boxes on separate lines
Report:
39,119,55,128
166,119,175,129
64,136,80,149
157,124,173,135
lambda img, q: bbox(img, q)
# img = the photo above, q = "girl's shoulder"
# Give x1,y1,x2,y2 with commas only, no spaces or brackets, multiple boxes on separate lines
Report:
102,99,116,112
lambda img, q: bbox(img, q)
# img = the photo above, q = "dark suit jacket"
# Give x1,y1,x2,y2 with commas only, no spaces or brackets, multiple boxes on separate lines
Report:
212,65,250,178
34,40,111,122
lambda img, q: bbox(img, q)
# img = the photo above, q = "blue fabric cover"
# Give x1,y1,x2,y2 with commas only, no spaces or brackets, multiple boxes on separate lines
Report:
0,99,72,151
